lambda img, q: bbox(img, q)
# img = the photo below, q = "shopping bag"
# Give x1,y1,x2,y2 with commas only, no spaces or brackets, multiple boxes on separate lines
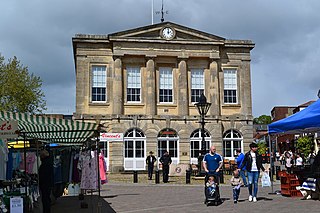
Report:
261,172,271,187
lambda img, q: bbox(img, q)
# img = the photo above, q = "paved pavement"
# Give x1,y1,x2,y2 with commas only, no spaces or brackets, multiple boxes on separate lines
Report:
49,179,320,213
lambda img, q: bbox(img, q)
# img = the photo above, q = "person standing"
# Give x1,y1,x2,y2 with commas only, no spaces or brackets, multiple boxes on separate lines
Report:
160,151,172,183
203,146,223,183
230,169,243,204
146,151,157,180
239,142,267,203
39,150,54,213
236,148,248,187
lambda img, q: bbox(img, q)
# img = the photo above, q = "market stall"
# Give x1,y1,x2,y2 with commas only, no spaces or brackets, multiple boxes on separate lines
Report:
0,111,100,212
268,98,320,198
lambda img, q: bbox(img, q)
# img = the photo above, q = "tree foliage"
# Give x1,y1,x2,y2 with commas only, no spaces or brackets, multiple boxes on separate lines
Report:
253,115,272,124
0,54,46,114
296,136,314,159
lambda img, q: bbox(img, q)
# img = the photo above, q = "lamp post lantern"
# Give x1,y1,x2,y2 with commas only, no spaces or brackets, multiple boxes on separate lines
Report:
194,93,211,175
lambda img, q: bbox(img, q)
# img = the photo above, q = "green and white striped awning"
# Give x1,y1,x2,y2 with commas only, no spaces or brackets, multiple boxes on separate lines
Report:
0,111,98,145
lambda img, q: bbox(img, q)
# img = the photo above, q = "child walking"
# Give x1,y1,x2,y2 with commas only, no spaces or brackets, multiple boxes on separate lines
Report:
230,169,243,203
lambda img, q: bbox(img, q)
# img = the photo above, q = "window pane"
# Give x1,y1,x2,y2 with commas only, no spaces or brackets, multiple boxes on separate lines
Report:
92,66,106,102
223,69,237,104
127,67,141,102
159,67,173,103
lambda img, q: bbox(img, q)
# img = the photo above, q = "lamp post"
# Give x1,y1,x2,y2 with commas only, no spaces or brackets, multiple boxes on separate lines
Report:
194,93,211,175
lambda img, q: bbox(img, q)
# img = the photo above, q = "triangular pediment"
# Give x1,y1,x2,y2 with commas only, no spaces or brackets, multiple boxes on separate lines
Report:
108,22,225,42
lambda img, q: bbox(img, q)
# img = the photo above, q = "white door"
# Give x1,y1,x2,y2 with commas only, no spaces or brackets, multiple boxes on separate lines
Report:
123,129,146,171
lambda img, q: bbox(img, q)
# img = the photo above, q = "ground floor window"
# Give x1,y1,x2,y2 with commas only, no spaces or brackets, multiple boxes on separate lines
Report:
223,129,242,159
157,128,179,165
124,128,146,170
190,129,211,164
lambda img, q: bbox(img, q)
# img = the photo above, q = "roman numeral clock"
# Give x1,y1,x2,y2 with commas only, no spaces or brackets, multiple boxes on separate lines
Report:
160,26,175,40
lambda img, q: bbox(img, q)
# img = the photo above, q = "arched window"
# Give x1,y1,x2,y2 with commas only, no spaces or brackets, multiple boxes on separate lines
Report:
157,128,179,164
190,129,211,164
223,129,243,158
123,128,146,170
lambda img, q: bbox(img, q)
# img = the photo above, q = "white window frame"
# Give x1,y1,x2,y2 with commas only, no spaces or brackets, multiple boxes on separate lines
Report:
191,68,204,103
190,129,211,164
223,69,237,104
157,129,179,166
126,67,141,103
91,65,107,103
223,129,243,159
159,67,173,103
123,128,146,171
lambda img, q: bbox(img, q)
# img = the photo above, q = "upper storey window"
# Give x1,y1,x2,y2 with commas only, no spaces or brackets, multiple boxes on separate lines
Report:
223,69,237,104
159,67,173,103
92,65,106,102
127,67,141,102
191,69,204,103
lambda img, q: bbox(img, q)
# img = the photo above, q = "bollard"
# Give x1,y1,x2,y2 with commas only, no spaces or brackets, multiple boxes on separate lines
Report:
133,171,138,183
186,169,191,184
155,170,160,184
219,170,224,184
275,166,280,180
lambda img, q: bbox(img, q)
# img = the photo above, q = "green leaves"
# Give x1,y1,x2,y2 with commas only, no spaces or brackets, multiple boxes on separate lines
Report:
253,115,272,124
296,136,314,159
0,54,46,114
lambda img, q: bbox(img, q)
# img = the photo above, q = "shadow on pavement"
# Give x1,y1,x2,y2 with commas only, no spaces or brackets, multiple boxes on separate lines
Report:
51,195,116,213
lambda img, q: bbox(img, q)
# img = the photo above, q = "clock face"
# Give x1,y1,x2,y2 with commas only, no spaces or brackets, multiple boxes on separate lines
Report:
161,27,175,39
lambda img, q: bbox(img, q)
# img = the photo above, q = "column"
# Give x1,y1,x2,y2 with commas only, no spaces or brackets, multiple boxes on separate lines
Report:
209,60,220,116
146,58,156,116
177,59,189,116
112,57,123,115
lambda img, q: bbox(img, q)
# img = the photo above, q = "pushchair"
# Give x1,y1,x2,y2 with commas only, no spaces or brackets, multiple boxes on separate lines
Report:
204,173,222,206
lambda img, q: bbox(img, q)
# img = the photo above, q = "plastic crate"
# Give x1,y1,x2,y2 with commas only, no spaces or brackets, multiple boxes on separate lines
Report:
281,183,290,189
290,190,302,197
281,188,291,196
280,177,290,184
290,179,299,185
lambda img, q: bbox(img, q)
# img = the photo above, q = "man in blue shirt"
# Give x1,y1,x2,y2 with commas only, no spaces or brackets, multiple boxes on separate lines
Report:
203,146,223,183
236,148,248,187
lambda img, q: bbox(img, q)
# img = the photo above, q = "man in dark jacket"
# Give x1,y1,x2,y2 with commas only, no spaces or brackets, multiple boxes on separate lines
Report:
160,151,172,183
239,142,267,203
39,150,54,213
146,151,157,180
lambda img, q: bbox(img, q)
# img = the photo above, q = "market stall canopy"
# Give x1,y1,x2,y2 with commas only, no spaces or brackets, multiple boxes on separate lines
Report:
268,99,320,134
0,111,98,145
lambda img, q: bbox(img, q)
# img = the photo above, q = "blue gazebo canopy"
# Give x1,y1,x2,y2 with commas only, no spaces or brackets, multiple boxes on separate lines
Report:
268,99,320,134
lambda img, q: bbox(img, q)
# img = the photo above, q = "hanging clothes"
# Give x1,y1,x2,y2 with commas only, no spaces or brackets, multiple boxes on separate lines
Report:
80,150,98,190
12,151,22,170
0,140,9,180
26,152,36,174
72,153,80,183
99,153,107,184
6,148,13,179
53,155,62,184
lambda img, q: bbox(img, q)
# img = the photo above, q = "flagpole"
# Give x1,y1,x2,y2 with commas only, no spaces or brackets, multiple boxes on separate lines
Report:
152,0,154,25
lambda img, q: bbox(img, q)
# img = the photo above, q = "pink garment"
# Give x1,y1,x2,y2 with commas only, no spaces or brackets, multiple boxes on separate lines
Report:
26,152,36,174
80,150,98,190
99,154,106,182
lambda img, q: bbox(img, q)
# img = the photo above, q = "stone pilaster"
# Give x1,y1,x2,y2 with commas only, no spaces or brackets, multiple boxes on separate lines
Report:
146,58,156,116
209,60,220,116
113,57,123,115
177,59,189,116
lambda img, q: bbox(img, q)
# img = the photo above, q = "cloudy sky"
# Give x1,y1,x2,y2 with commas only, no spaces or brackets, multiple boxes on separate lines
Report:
1,0,319,116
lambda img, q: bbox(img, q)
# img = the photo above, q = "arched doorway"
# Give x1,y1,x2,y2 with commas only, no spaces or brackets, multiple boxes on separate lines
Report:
223,129,243,159
190,128,211,164
157,128,179,165
123,128,146,170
